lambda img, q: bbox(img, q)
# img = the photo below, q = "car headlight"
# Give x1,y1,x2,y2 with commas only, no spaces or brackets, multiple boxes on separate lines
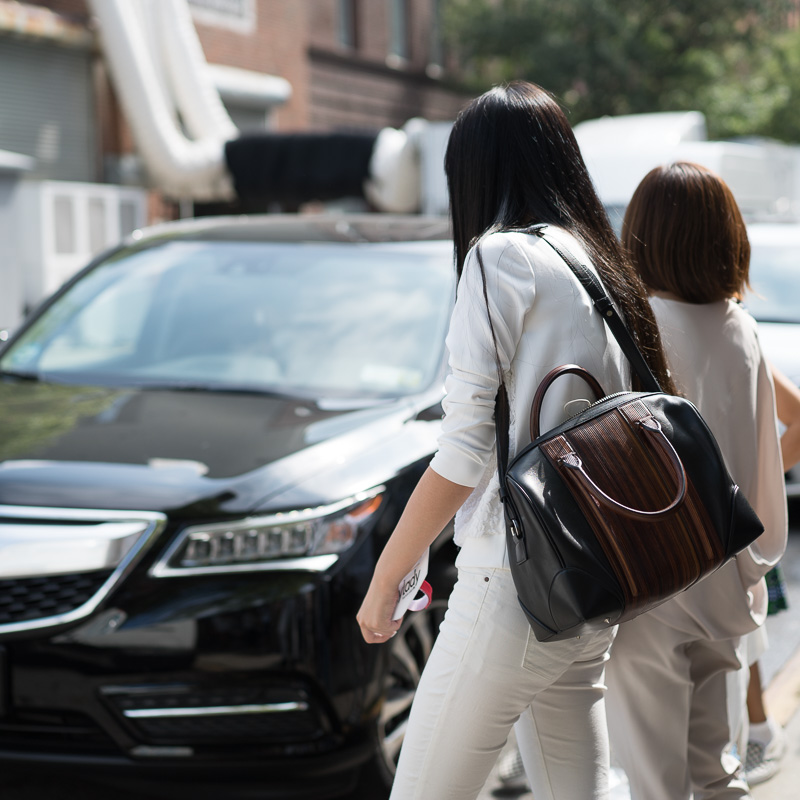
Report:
150,488,384,576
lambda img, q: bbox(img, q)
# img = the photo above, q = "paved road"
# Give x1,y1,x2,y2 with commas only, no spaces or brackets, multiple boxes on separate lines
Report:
2,526,799,800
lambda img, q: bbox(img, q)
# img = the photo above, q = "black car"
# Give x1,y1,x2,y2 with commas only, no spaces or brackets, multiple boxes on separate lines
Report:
0,214,458,799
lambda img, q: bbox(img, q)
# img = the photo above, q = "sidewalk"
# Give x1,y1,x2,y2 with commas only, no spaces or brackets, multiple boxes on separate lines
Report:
751,643,800,799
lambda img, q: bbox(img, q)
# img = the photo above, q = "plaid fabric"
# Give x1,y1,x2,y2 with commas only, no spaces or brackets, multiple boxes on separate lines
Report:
745,740,781,785
766,564,789,616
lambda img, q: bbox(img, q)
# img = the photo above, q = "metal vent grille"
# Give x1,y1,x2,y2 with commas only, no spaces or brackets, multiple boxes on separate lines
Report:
105,684,323,744
0,506,165,635
129,712,320,742
0,570,113,626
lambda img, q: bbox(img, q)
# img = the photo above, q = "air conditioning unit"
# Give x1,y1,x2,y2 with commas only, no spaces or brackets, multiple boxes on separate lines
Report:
17,179,148,314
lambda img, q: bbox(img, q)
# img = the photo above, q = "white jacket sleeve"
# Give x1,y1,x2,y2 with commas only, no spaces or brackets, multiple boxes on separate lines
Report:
429,234,535,487
736,353,788,592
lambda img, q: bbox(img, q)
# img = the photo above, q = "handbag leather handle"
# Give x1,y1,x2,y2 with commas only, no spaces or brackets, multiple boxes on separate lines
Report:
530,364,605,440
496,226,661,504
558,416,687,519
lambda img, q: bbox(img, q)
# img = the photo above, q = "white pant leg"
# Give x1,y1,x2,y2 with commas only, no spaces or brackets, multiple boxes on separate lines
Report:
514,631,614,799
390,566,615,800
606,612,750,800
687,636,749,799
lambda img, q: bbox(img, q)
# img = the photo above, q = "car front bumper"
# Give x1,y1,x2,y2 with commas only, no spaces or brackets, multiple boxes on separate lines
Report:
0,534,389,797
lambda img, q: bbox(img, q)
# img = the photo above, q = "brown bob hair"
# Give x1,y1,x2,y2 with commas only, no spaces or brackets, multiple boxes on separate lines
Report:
622,162,751,303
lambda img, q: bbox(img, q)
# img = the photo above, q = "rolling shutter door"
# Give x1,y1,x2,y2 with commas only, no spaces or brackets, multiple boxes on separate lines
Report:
0,36,95,182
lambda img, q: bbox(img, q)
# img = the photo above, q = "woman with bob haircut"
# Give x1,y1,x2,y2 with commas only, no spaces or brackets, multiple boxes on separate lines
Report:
605,161,787,800
357,81,675,799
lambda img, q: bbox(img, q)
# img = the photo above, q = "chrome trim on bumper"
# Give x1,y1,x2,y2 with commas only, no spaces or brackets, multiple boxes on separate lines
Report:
123,702,309,719
130,745,194,758
150,554,339,578
0,520,152,579
0,505,166,635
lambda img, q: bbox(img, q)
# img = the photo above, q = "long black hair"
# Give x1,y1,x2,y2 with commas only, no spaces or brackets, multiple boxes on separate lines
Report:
444,81,675,394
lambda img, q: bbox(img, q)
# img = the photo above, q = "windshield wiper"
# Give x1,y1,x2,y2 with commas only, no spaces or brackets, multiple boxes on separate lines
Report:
138,381,397,407
138,381,314,401
317,396,398,410
0,369,40,381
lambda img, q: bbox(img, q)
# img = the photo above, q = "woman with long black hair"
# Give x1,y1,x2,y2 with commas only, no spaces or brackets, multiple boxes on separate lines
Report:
357,81,675,799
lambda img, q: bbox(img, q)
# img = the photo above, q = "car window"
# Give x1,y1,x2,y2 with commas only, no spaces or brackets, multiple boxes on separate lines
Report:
744,243,800,324
1,240,455,399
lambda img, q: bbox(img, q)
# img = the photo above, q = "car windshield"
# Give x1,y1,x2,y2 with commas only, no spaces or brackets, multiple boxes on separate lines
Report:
0,239,454,400
744,242,800,324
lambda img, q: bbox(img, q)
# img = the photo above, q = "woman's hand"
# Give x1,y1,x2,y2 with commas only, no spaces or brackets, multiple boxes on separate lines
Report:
357,573,402,644
355,468,473,644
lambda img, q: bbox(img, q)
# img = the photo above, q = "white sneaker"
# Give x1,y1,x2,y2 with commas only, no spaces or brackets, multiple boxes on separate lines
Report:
745,717,786,786
497,747,528,790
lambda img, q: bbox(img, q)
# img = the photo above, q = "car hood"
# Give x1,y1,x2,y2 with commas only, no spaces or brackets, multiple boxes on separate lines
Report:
0,381,430,515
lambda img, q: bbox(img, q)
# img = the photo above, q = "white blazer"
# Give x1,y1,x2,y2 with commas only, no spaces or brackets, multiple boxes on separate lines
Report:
429,228,630,566
648,296,788,639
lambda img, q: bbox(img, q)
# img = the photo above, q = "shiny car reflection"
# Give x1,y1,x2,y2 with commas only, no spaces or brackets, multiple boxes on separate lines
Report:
0,214,457,799
745,223,800,497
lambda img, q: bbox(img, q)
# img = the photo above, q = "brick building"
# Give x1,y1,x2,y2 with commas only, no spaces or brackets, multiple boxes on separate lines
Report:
0,0,469,195
0,0,469,329
306,0,466,130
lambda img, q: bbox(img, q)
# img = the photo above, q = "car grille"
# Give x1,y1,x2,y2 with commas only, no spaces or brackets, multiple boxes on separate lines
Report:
129,712,321,742
0,505,166,635
0,570,114,626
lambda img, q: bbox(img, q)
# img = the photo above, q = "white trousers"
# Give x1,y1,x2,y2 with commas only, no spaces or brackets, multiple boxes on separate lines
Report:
606,611,751,800
390,566,617,800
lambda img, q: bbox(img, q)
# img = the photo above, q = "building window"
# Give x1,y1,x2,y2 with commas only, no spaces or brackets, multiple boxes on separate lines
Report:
389,0,409,61
338,0,357,48
428,0,444,75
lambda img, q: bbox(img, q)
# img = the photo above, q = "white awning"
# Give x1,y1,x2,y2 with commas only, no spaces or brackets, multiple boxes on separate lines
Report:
208,63,291,109
0,149,34,173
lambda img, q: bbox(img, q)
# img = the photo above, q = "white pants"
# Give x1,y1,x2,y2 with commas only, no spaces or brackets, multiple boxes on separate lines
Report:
390,566,617,800
606,611,750,800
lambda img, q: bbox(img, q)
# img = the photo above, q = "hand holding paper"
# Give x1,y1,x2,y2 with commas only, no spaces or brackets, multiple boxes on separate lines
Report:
392,548,433,620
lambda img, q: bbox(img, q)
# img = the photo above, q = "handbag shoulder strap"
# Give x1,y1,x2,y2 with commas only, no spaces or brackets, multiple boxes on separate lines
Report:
495,225,661,494
529,225,661,393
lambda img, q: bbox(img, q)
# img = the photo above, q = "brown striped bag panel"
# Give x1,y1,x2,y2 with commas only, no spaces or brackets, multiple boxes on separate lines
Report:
540,399,724,616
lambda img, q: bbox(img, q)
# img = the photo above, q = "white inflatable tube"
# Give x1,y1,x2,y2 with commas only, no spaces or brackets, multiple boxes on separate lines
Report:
130,0,178,128
87,0,233,200
155,0,238,144
364,119,424,213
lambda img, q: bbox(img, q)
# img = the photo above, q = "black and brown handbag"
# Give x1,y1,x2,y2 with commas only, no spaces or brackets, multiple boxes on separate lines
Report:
496,227,764,642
